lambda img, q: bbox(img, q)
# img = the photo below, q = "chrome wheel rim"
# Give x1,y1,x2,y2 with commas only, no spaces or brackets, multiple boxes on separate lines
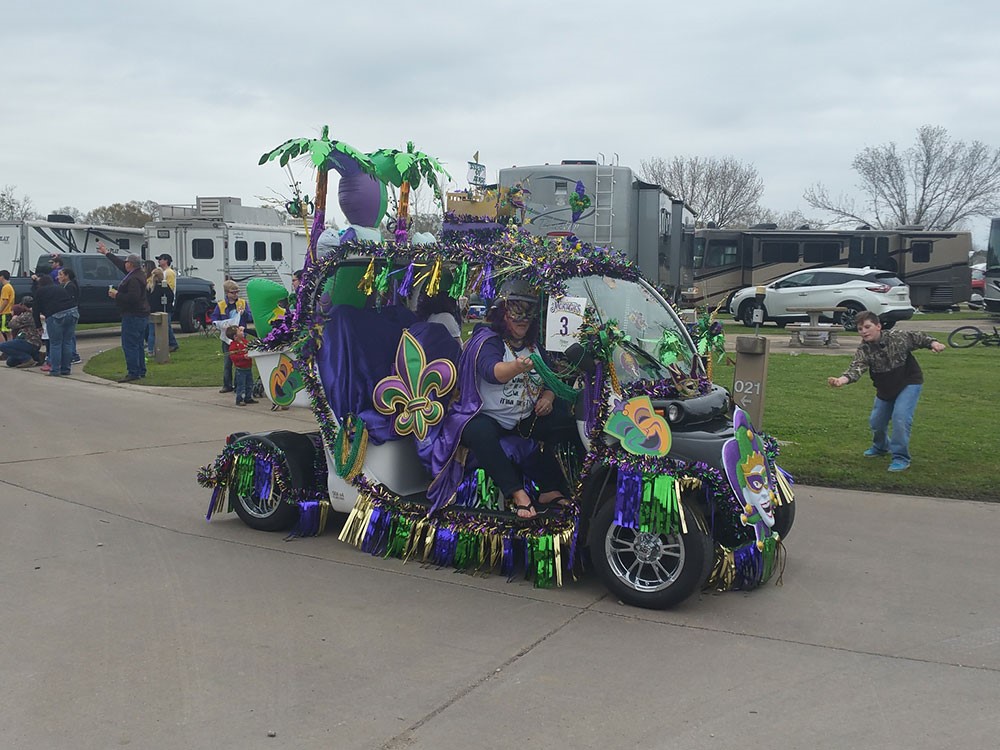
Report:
605,525,685,593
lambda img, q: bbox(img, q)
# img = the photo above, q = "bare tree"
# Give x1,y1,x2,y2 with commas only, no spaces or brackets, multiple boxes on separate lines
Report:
742,206,827,230
638,156,765,227
804,125,1000,230
85,200,156,227
49,205,85,221
0,185,38,220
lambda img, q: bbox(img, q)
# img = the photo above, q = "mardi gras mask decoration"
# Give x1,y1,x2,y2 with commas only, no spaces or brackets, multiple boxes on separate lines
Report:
269,354,305,407
505,298,539,323
604,395,672,456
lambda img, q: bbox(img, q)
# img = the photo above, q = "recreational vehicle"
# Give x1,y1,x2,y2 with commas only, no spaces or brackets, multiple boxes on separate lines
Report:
0,216,143,277
496,161,695,289
685,225,973,311
984,217,1000,313
145,197,308,294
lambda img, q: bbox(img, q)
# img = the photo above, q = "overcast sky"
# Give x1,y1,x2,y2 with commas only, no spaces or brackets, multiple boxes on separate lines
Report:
3,0,998,244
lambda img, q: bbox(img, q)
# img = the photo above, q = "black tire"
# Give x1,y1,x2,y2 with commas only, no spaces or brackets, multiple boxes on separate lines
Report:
947,325,983,348
839,302,865,331
738,300,764,328
177,299,197,333
589,493,713,609
771,500,795,541
229,432,317,532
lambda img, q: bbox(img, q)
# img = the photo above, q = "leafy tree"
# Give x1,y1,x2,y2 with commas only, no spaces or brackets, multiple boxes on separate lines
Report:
638,156,764,228
804,125,1000,230
85,201,156,227
0,185,38,220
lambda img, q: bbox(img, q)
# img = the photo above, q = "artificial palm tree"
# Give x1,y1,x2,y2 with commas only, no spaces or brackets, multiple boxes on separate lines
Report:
259,125,376,263
369,141,451,242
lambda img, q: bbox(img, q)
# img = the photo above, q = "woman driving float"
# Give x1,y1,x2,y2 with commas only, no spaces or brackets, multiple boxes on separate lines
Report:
455,280,576,519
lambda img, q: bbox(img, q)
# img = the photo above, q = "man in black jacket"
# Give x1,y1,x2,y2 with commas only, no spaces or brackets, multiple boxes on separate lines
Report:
98,244,150,382
32,275,79,377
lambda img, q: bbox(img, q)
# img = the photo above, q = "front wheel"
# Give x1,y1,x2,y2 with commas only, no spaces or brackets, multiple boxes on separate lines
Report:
947,326,983,348
590,496,713,609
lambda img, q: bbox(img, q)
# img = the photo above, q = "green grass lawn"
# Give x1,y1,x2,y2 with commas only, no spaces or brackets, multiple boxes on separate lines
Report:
713,347,998,501
86,328,997,501
84,333,222,386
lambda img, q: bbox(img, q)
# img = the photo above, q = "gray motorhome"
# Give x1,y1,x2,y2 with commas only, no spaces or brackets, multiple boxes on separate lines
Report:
497,161,694,291
145,197,308,295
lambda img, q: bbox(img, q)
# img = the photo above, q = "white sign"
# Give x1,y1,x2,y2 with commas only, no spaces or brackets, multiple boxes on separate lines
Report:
467,161,486,187
545,296,588,352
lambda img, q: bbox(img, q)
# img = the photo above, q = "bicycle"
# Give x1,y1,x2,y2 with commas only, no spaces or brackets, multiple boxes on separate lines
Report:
947,325,1000,348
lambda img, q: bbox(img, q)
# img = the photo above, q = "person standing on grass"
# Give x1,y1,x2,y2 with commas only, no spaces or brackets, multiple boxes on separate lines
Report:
827,311,945,472
211,280,252,394
97,243,150,383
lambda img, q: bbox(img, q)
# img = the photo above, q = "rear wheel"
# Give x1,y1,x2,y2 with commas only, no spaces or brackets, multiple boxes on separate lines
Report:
229,432,318,532
772,500,795,540
839,302,865,331
947,325,983,348
590,494,713,609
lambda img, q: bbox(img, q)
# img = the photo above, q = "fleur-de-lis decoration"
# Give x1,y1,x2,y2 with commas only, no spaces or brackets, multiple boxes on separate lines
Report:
373,331,457,441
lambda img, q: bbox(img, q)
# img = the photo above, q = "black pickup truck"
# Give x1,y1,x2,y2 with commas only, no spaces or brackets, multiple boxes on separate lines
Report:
10,254,215,332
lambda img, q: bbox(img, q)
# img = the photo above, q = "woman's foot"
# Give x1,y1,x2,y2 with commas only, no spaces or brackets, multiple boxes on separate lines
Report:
537,491,572,509
510,491,539,520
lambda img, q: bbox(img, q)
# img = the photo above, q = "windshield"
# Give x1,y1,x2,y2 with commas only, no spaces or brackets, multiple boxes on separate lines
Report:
988,219,1000,272
560,275,700,383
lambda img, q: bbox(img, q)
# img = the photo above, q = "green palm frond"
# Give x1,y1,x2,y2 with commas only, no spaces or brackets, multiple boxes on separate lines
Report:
258,126,375,176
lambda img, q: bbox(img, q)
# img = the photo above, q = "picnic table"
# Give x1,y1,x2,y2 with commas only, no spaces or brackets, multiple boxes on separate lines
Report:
785,306,848,327
784,306,848,348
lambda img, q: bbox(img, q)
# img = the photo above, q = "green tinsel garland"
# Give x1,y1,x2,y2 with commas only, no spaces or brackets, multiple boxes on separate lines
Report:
528,352,580,403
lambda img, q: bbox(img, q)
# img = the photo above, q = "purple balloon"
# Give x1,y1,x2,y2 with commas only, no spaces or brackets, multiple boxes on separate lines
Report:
328,151,388,228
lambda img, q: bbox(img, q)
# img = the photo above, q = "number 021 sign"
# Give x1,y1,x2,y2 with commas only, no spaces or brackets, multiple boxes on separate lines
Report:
545,296,588,352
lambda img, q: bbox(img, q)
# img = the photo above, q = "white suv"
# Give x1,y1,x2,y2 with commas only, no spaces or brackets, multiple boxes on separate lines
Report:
728,267,914,330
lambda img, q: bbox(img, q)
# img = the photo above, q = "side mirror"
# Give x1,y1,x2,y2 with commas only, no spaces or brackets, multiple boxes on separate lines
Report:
564,343,596,376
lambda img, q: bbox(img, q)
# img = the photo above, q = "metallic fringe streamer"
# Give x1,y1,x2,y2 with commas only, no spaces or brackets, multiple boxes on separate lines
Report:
398,262,417,297
480,262,495,299
639,474,680,536
773,465,795,507
448,261,468,300
206,485,225,521
338,494,578,588
287,499,330,538
732,542,763,590
708,546,736,592
615,470,643,528
426,259,442,297
357,257,376,295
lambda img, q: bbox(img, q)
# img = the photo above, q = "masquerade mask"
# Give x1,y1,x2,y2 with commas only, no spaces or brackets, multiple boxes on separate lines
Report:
505,298,538,322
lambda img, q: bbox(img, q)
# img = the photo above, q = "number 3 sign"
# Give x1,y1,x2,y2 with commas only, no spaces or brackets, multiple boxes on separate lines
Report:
544,296,588,352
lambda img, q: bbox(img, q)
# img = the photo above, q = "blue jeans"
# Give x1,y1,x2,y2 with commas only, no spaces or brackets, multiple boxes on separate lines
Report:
121,315,149,378
869,384,923,465
234,367,253,402
0,339,40,366
221,341,233,390
47,307,79,375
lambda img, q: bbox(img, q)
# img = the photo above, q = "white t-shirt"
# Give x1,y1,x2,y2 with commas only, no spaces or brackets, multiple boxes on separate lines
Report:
479,343,543,429
427,312,461,341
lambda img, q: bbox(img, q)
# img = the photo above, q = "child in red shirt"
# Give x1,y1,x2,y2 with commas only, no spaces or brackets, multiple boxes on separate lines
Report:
226,325,257,405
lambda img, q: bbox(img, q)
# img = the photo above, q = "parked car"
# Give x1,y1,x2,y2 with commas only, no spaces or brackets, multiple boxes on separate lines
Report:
971,266,985,293
466,304,487,319
728,267,914,330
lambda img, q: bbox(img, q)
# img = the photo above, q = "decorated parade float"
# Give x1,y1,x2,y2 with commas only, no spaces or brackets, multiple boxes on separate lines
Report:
197,130,795,609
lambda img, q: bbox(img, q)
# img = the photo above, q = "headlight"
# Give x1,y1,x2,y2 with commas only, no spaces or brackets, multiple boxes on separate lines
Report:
667,404,683,423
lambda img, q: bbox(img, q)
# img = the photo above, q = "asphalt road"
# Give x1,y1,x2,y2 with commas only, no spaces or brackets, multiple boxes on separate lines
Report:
2,340,999,749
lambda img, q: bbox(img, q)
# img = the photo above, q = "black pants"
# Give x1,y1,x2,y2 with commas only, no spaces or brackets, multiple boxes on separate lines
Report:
461,405,577,498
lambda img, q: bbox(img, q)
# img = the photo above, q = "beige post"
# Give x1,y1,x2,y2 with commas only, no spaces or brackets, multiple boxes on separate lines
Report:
733,335,769,428
150,312,170,364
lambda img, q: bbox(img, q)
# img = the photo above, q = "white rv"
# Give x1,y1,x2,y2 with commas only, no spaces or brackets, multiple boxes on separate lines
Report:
145,197,308,294
0,216,143,277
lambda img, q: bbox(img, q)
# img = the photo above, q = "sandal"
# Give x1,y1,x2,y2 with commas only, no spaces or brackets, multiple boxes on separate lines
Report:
510,498,542,520
536,494,573,510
